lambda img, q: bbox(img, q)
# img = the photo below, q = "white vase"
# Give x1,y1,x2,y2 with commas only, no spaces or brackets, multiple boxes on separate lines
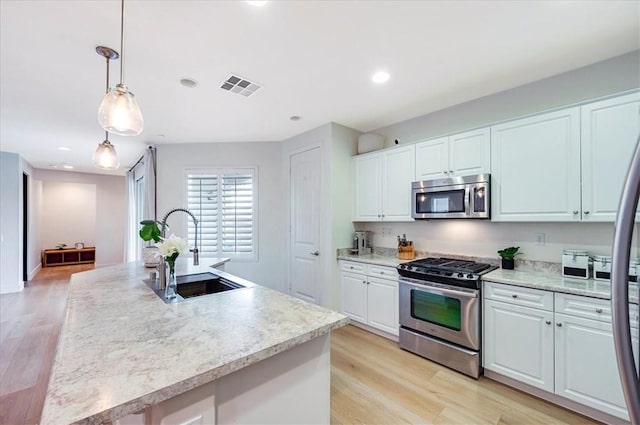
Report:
142,246,160,268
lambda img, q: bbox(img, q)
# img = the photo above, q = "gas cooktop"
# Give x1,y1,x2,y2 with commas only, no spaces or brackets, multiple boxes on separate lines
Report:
397,257,497,288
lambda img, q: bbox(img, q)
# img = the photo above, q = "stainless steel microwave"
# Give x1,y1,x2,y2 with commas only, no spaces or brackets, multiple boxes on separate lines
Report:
412,174,490,219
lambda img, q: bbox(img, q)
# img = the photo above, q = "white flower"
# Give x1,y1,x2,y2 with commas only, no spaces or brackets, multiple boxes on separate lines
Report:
156,234,188,258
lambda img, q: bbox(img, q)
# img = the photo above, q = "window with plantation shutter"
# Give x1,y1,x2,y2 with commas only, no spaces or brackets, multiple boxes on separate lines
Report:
186,169,257,261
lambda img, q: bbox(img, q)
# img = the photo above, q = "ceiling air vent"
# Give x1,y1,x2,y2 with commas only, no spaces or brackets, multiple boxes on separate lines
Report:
220,74,261,97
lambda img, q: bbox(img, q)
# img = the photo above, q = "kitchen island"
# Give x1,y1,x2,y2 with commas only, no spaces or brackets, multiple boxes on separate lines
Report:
41,260,348,424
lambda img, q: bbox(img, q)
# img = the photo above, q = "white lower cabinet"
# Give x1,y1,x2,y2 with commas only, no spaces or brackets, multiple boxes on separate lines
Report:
340,261,399,336
484,299,554,392
484,281,640,421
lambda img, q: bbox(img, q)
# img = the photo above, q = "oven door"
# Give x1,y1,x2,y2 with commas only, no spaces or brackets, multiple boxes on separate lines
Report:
399,277,480,350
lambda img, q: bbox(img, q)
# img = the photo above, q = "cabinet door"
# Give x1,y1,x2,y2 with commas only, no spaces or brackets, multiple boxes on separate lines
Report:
341,272,367,323
354,153,382,221
491,108,581,221
581,92,640,222
366,276,398,335
449,127,490,177
382,145,415,221
484,299,554,392
415,136,449,181
555,312,639,420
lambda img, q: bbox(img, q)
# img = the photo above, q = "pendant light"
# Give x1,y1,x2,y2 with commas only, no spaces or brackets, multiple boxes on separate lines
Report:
98,0,143,136
94,46,121,170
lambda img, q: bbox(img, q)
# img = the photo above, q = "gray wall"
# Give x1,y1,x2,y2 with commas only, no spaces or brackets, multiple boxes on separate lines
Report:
374,50,640,146
1,152,21,293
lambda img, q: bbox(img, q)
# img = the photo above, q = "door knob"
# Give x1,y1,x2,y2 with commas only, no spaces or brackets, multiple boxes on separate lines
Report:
556,322,562,327
573,210,579,215
584,211,590,215
545,320,551,325
310,251,319,256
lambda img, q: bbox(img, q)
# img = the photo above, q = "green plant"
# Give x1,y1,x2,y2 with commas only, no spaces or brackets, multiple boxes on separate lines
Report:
497,246,521,259
139,220,162,245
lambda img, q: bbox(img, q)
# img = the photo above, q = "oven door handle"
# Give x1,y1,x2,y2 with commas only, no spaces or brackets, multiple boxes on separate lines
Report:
399,278,478,299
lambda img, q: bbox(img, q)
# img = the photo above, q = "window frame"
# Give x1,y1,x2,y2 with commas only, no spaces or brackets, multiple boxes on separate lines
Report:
184,167,258,262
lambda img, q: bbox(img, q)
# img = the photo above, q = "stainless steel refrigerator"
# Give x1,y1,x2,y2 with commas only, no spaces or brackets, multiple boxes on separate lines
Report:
612,134,640,424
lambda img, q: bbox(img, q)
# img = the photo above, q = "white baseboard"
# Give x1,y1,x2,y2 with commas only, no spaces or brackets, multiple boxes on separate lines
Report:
28,263,41,280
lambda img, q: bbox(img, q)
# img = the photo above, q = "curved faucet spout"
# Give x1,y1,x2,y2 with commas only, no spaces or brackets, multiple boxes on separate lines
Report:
157,208,200,292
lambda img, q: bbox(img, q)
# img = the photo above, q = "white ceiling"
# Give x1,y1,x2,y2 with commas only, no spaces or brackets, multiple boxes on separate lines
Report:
1,1,638,175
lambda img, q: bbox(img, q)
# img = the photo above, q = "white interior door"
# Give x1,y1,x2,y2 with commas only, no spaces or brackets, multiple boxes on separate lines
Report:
289,147,321,304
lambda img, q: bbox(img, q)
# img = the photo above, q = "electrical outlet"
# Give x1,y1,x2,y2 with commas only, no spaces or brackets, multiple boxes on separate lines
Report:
382,227,393,237
535,233,545,246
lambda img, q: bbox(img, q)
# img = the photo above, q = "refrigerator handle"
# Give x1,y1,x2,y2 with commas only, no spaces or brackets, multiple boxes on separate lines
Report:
612,133,640,424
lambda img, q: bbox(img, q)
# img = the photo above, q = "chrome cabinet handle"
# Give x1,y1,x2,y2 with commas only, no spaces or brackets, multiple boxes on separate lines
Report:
584,211,590,215
512,294,518,298
556,322,562,327
349,266,354,269
443,171,449,175
595,308,603,313
310,251,319,256
573,210,579,215
380,271,385,275
362,280,366,284
449,170,454,174
545,320,551,325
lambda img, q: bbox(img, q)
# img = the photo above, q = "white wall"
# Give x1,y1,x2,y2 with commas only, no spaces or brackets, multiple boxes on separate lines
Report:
0,152,22,293
41,182,96,250
358,221,637,263
156,142,284,291
33,169,126,267
354,51,640,264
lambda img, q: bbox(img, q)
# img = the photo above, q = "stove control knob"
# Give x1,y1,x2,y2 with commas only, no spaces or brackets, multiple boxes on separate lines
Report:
467,274,474,279
457,273,464,278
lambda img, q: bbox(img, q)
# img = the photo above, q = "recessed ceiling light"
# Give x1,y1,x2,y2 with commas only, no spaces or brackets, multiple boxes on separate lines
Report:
180,78,199,88
62,164,74,169
290,116,301,121
247,1,268,6
372,71,390,84
58,146,71,151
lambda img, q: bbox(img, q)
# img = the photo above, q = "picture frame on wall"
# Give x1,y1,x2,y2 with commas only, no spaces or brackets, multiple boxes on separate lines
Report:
75,242,85,249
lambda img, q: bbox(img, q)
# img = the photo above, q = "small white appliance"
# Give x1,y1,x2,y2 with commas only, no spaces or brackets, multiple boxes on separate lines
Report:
562,249,591,279
593,255,612,281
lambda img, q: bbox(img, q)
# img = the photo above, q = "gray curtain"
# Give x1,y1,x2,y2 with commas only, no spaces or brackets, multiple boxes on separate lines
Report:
124,169,136,262
143,147,157,221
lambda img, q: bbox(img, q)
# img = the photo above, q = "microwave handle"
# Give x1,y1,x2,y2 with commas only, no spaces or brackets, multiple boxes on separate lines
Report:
465,186,471,216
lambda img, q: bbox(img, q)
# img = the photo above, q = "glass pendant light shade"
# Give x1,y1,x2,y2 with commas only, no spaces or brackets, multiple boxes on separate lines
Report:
98,83,143,136
93,140,120,170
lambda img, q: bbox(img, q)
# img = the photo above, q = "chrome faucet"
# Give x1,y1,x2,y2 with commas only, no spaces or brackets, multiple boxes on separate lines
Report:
157,208,199,291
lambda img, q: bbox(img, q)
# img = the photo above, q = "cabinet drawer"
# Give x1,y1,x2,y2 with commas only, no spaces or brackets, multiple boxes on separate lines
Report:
555,293,611,322
484,281,553,311
340,261,366,274
555,293,639,327
368,265,398,280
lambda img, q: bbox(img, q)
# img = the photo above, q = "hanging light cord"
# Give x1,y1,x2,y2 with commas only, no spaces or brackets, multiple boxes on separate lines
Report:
119,0,125,85
105,53,111,142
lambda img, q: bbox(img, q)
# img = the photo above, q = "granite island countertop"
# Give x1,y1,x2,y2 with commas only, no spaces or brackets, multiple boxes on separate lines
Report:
483,268,639,304
41,260,348,425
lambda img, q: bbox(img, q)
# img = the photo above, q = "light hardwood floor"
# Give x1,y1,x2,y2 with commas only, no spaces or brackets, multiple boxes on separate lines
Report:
1,266,598,424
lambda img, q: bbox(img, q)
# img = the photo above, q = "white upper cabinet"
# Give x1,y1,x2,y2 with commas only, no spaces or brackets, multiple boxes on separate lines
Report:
354,154,382,221
415,136,449,180
415,128,490,181
491,108,582,222
353,145,415,221
581,92,640,221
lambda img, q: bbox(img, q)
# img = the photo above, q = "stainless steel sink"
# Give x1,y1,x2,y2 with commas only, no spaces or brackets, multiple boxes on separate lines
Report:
144,272,247,303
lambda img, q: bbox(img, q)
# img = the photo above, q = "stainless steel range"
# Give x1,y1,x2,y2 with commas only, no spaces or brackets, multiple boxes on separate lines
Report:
397,257,496,379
